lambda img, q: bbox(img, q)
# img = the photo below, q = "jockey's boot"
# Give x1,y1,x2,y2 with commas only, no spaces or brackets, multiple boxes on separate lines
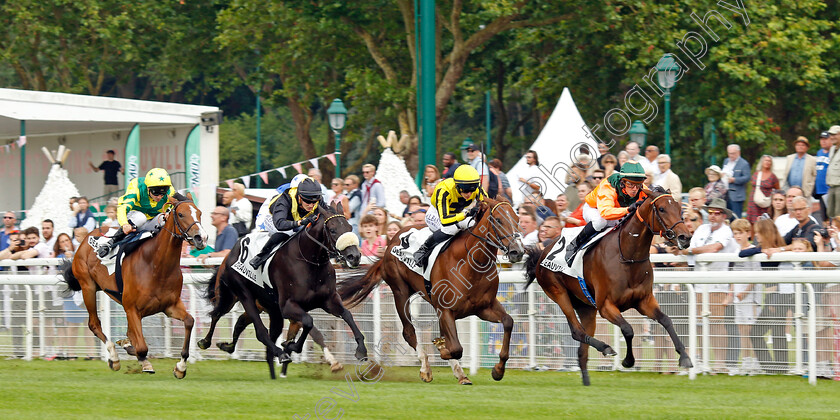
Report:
249,232,289,269
565,222,598,266
413,230,451,268
97,229,128,258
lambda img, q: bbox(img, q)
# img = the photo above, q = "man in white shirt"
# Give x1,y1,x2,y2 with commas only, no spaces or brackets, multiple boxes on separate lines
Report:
517,149,542,197
673,198,736,372
625,141,643,164
464,143,491,193
229,183,253,236
41,219,56,250
519,213,539,247
653,154,682,200
642,145,661,175
774,186,819,236
361,164,386,209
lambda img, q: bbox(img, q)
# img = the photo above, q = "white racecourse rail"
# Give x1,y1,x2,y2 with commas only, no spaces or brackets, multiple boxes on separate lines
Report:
1,253,839,386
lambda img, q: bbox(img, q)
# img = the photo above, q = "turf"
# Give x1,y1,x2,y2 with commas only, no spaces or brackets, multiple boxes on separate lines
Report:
0,359,837,419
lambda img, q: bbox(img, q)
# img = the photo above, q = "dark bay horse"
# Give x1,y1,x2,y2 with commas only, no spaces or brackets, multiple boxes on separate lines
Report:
206,202,365,379
61,193,208,378
339,198,524,384
524,187,693,385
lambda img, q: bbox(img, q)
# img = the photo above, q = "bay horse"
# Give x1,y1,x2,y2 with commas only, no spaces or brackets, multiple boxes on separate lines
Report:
197,279,344,375
338,197,524,384
61,193,208,378
524,187,693,385
206,202,365,379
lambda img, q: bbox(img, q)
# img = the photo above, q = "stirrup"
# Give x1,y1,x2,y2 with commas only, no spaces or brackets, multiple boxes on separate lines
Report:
97,241,113,258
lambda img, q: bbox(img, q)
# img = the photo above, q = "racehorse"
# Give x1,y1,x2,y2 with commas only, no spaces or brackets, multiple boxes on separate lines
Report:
338,197,524,384
524,187,693,385
197,280,344,375
60,193,207,378
206,202,365,379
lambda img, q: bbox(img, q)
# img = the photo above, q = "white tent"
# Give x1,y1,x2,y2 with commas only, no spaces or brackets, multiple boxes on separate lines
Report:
506,87,600,204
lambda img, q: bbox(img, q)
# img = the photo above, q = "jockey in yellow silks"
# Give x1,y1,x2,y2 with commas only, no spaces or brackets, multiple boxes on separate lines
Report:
96,168,175,257
413,165,486,268
564,161,647,264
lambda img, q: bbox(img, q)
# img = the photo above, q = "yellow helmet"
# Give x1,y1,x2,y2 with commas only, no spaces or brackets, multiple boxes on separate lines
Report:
145,168,172,188
453,165,480,192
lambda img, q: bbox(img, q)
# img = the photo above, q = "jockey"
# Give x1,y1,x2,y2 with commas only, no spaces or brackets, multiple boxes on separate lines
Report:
96,168,175,257
249,176,324,269
564,161,647,264
413,165,486,268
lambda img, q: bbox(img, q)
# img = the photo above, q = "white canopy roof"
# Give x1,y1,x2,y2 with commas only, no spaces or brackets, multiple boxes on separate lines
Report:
507,87,600,204
0,88,218,138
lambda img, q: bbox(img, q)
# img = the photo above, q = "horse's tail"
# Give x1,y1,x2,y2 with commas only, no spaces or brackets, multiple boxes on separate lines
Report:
198,266,220,301
198,266,234,319
523,246,542,289
337,259,385,309
59,259,81,292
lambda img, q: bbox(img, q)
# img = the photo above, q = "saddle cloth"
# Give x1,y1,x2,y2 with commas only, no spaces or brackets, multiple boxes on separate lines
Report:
539,226,613,278
229,231,291,288
89,229,156,276
390,227,451,280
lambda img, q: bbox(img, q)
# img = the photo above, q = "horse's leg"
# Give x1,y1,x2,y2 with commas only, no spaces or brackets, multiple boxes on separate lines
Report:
267,310,284,380
80,281,120,371
577,304,599,386
164,300,194,379
279,321,301,378
477,299,514,381
599,299,636,368
541,280,615,356
124,309,153,373
435,309,463,361
197,297,237,351
638,295,693,369
217,312,252,354
238,294,284,362
393,290,431,382
281,301,315,356
308,325,343,372
323,294,367,361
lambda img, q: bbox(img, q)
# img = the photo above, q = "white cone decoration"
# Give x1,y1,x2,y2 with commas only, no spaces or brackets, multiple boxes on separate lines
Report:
20,164,80,239
376,148,423,217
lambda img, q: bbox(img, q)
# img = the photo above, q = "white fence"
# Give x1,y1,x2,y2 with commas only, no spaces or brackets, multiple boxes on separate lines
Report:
1,254,839,386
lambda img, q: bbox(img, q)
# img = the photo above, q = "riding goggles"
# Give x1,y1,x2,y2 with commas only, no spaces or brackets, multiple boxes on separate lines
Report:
300,195,320,204
148,186,169,196
457,183,479,193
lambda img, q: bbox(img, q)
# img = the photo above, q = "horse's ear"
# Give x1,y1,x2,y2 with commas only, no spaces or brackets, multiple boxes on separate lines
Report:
186,191,194,202
336,201,344,215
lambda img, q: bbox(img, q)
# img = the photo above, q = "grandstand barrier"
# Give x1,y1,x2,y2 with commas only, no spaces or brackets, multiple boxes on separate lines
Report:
1,254,839,386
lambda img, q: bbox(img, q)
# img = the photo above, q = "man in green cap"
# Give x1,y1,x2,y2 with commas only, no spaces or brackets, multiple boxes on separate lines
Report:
565,160,648,264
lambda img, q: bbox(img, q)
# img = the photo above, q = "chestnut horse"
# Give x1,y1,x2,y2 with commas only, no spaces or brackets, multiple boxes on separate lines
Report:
206,202,365,379
339,198,524,384
524,187,693,385
61,193,208,378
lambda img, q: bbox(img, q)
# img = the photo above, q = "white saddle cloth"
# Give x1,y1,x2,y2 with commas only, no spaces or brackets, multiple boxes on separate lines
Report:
539,226,612,278
229,231,285,288
390,227,451,280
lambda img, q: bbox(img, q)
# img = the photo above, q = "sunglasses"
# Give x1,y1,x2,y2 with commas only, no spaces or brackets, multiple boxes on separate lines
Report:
149,187,168,196
3,216,14,219
300,196,320,204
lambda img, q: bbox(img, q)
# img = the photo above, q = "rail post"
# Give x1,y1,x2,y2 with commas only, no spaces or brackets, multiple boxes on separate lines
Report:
187,284,199,362
699,262,710,374
24,285,33,361
806,284,817,386
100,292,112,361
688,284,697,380
470,315,479,375
793,263,804,375
528,284,536,369
37,285,45,358
373,285,382,363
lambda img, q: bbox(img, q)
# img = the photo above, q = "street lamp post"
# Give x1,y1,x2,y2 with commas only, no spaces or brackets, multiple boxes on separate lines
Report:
327,99,348,177
656,53,679,155
628,120,648,147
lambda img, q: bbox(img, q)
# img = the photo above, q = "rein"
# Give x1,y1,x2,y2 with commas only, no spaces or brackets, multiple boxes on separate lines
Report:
618,194,684,264
464,201,521,254
160,201,200,247
297,213,347,265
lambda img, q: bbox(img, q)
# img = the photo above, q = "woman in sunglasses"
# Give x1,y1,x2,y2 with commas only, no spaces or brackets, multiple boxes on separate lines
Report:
413,165,485,268
250,176,324,268
96,168,175,257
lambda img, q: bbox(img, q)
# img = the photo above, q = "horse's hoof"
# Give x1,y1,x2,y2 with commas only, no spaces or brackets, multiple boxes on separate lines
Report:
459,377,473,385
123,346,137,356
216,342,235,354
173,367,186,379
330,362,344,373
197,338,210,350
279,372,287,379
581,371,591,386
354,350,367,361
277,351,292,364
622,358,635,368
491,366,505,381
108,359,121,371
602,346,617,357
679,355,693,368
141,360,155,374
420,371,433,383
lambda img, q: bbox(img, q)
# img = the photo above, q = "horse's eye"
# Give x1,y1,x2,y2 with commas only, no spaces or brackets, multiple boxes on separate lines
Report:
178,213,184,218
330,228,336,234
658,207,664,212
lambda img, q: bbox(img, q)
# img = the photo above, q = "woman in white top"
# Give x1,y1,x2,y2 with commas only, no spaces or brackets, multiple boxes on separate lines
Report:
329,177,351,219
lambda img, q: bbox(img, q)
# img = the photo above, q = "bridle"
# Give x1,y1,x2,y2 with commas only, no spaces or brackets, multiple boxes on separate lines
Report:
298,211,351,265
465,201,522,254
618,193,684,264
161,200,201,247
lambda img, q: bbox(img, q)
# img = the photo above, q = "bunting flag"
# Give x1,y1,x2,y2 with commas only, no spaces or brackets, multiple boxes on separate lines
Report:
225,179,235,189
292,163,302,174
309,158,319,170
91,202,101,212
240,175,250,188
17,136,26,147
219,151,341,188
277,167,286,178
259,171,269,185
326,153,337,166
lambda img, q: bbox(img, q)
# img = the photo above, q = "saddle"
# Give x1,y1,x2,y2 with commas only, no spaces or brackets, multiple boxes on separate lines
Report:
88,221,164,303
